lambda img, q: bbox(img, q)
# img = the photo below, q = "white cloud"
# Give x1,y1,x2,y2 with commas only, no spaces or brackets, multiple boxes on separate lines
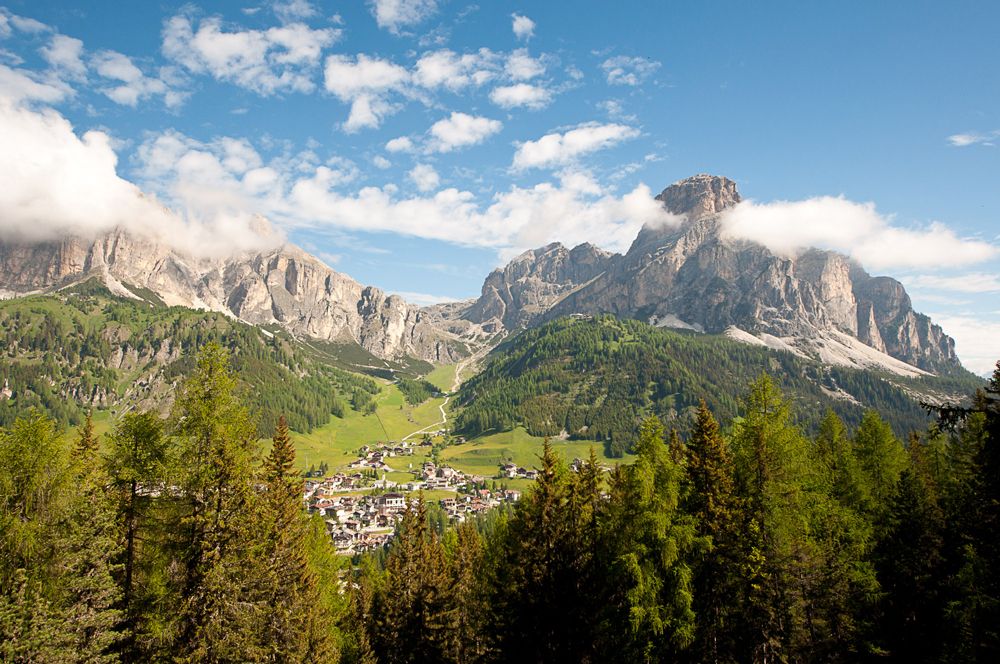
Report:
385,136,414,153
162,14,339,95
92,51,185,108
0,96,276,257
40,34,86,79
927,314,1000,376
409,163,440,192
512,122,640,170
511,14,535,41
718,197,999,270
505,48,544,80
273,0,317,23
372,155,391,169
0,64,70,104
412,48,498,90
427,112,502,153
490,83,551,110
906,273,1000,293
601,55,660,86
369,0,438,34
323,53,409,131
948,130,1000,147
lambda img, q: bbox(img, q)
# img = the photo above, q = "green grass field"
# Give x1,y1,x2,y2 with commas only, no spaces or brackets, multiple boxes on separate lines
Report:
290,381,447,470
423,363,458,393
441,427,627,477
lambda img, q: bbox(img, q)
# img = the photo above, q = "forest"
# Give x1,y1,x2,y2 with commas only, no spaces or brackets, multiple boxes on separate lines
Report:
1,342,998,662
0,281,380,435
455,316,983,456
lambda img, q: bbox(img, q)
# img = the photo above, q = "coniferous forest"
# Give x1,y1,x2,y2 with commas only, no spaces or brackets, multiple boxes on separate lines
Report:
2,342,999,663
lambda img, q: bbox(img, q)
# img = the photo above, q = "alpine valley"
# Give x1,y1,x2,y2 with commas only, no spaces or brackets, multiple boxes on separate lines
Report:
0,174,981,442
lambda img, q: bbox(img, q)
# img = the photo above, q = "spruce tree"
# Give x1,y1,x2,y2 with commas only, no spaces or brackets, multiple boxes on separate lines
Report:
260,414,337,662
169,342,268,662
685,400,739,662
104,410,168,660
375,497,453,664
603,416,697,662
729,374,814,662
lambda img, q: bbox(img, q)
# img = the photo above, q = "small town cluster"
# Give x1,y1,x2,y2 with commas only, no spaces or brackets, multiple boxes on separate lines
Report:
305,441,523,555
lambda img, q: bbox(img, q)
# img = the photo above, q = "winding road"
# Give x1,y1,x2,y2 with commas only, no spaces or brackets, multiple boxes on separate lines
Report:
400,341,493,442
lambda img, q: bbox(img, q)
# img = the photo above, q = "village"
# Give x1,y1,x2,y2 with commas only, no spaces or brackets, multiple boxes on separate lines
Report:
305,441,525,556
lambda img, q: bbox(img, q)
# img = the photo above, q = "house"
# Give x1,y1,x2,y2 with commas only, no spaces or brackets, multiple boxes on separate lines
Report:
378,493,406,509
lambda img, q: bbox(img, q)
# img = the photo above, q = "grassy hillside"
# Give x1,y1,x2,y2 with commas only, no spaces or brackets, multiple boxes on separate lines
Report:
455,315,984,455
0,279,380,436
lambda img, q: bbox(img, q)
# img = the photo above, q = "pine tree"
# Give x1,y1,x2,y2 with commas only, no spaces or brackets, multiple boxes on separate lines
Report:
104,410,168,660
602,416,697,662
169,342,268,662
853,409,906,519
60,428,122,663
259,414,337,662
74,410,99,460
685,400,739,662
375,497,453,664
729,374,814,662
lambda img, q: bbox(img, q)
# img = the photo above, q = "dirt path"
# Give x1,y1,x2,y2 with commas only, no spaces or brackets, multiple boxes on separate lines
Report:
400,340,494,442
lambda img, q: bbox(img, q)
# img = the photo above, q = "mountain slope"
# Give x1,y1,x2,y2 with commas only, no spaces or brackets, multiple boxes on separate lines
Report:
458,174,962,376
0,279,385,435
0,227,466,364
454,316,982,455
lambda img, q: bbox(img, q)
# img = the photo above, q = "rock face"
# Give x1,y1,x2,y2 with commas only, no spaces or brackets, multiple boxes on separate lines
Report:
462,174,960,374
0,229,463,363
463,242,614,333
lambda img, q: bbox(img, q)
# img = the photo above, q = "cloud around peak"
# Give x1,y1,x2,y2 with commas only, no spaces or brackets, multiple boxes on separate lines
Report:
718,196,998,270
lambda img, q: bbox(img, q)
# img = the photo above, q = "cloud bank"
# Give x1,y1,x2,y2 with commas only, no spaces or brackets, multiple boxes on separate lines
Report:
718,196,997,270
0,98,277,257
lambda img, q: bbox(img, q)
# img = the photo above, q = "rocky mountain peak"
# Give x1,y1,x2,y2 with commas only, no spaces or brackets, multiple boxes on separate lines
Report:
655,174,742,219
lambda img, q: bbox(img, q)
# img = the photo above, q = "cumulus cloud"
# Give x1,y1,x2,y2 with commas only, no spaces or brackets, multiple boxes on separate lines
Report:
40,34,86,79
0,63,70,104
385,136,414,153
512,122,640,170
92,51,185,108
948,130,1000,147
511,14,535,41
162,14,339,95
369,0,438,34
718,197,998,270
427,112,502,153
408,163,440,192
372,155,391,169
323,53,409,131
505,48,544,80
0,96,276,257
490,82,551,110
412,48,498,90
601,55,660,86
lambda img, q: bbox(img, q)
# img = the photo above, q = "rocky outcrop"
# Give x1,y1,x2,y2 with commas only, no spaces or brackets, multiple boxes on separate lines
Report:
462,174,961,374
463,242,615,333
0,229,464,363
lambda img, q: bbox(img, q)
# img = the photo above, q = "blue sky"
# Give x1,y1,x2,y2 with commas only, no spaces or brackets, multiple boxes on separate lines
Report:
0,1,998,373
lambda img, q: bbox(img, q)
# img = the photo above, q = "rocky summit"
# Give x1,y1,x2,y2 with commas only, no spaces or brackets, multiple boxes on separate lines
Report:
0,174,962,375
458,174,959,376
0,229,463,363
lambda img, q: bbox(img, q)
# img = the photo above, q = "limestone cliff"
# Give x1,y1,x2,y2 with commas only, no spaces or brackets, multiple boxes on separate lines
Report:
0,229,464,363
462,174,961,375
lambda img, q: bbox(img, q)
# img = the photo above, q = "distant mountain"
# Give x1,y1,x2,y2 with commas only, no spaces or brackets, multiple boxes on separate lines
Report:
0,226,465,364
458,174,962,376
0,279,388,434
455,316,982,454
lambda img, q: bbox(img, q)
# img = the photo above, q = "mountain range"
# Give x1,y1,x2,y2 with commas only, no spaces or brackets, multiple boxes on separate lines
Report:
0,174,962,378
